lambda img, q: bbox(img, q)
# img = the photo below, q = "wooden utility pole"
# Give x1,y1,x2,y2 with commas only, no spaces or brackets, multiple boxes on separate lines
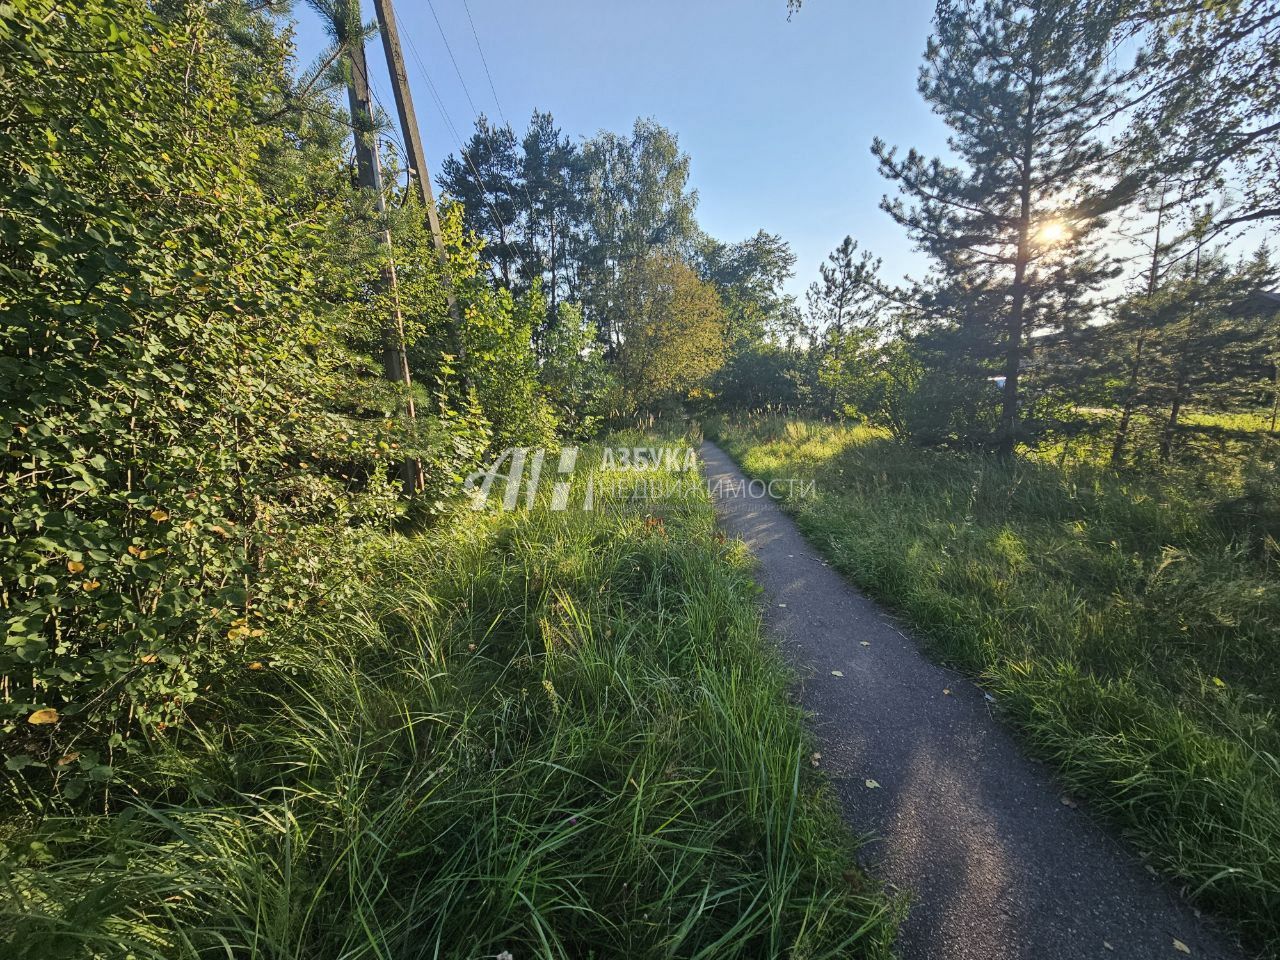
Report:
370,0,467,376
344,10,423,492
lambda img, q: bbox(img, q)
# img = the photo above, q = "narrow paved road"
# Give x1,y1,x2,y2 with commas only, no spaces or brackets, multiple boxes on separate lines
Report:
700,442,1245,960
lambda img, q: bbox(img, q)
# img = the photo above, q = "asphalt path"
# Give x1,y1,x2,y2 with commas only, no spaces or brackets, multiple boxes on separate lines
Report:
700,441,1245,960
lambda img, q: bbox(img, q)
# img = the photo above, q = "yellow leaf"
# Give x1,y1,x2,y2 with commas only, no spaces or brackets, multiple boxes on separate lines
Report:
1173,939,1191,955
66,560,85,573
247,661,265,671
140,653,158,664
27,708,59,725
150,509,169,522
1211,677,1225,688
864,779,881,789
127,545,141,557
82,579,101,591
56,752,80,766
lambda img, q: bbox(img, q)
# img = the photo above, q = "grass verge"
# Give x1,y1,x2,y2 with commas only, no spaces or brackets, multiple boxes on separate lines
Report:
0,439,896,959
713,416,1280,953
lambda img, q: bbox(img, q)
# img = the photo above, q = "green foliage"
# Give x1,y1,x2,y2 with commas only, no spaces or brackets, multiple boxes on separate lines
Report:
1129,0,1280,235
538,303,616,438
617,254,727,412
699,230,799,347
0,443,898,959
0,0,401,790
461,277,559,450
0,0,504,795
873,0,1130,452
439,115,524,288
720,418,1280,950
1121,246,1277,461
711,342,806,412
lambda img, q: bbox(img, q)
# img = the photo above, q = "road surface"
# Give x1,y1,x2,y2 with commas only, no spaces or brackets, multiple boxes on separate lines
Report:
700,441,1244,960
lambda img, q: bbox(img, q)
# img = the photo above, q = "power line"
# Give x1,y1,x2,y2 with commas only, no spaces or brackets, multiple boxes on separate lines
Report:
424,0,481,119
454,0,537,220
459,0,509,129
444,0,539,262
399,24,517,264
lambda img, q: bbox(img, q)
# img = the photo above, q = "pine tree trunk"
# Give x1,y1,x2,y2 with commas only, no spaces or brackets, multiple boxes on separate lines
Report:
1160,223,1206,465
549,212,559,332
1113,188,1167,468
1000,85,1037,459
1001,256,1028,458
1159,380,1186,462
1109,334,1145,467
1270,360,1279,434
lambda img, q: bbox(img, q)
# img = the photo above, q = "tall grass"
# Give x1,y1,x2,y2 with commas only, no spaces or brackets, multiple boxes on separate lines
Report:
0,441,896,959
714,416,1280,953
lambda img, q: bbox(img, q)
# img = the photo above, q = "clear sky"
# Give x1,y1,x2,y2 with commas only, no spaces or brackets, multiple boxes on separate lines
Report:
289,0,953,299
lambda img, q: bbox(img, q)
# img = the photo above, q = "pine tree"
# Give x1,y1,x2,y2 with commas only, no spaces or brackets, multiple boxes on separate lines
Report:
1129,0,1280,234
805,237,881,416
806,237,880,343
520,111,585,339
1140,242,1278,461
439,116,522,287
874,0,1130,453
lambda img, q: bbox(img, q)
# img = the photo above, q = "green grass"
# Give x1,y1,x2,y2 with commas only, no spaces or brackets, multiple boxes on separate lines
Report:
0,438,897,959
712,416,1280,953
1044,407,1280,473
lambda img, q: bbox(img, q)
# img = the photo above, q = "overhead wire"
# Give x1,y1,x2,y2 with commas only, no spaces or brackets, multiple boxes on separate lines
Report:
441,0,541,275
459,0,509,130
423,0,481,118
399,17,519,268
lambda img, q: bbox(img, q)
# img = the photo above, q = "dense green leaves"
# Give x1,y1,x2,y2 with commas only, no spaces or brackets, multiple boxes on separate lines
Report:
0,0,485,794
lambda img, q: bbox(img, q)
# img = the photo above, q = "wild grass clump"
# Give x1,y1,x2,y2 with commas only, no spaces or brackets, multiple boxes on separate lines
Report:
717,416,1280,952
0,442,896,959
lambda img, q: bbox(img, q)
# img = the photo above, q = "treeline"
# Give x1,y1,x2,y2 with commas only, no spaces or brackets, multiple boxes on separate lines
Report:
638,0,1278,469
438,112,802,413
440,0,1280,468
441,0,1280,456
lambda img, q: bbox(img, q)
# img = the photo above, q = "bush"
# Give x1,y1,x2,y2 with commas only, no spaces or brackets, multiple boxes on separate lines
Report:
0,444,897,959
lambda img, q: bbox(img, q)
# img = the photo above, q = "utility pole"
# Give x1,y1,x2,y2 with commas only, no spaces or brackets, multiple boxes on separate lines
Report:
370,0,467,379
343,8,423,492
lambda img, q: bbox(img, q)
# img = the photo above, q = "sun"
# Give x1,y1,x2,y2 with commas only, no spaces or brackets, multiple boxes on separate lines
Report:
1035,219,1071,246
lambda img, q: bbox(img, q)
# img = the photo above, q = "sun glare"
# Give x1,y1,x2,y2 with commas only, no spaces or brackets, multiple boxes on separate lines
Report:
1036,219,1071,246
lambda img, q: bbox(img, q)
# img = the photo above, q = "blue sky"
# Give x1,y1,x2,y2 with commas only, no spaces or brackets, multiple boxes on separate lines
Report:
290,0,953,299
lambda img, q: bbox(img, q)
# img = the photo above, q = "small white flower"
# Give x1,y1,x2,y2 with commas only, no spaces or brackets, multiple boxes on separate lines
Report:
497,952,514,960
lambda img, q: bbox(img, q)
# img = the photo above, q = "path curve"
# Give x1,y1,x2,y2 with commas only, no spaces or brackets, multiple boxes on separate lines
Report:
700,441,1244,960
